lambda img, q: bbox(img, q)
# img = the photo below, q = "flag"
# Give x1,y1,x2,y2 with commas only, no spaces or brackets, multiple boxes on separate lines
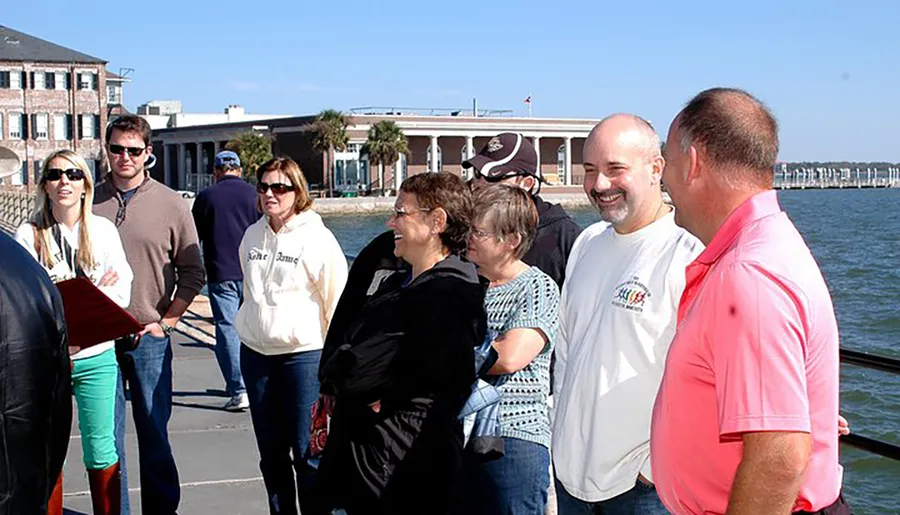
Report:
523,95,531,104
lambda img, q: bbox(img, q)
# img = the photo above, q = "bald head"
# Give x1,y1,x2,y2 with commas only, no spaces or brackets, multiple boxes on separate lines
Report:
672,88,778,183
582,113,666,233
586,114,661,162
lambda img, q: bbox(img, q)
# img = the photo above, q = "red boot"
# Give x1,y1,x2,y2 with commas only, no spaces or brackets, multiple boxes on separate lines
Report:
88,463,121,515
46,473,63,515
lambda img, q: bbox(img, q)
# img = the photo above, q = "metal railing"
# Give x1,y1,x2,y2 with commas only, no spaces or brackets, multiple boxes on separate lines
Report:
839,349,900,460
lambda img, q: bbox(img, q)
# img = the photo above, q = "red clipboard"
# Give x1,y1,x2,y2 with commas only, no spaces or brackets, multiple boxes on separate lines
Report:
56,277,143,349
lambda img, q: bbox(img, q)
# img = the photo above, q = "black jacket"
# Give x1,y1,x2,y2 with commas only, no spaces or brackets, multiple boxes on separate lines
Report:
317,255,487,514
0,232,71,515
319,230,407,387
523,195,583,290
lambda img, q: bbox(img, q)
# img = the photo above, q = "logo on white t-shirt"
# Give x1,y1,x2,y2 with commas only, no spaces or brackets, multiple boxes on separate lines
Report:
611,277,651,313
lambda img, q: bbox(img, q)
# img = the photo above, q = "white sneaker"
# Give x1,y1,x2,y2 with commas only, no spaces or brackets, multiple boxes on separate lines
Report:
223,393,250,412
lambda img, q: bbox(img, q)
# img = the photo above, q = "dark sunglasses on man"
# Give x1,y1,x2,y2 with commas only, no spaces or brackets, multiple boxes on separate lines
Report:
108,144,146,157
256,182,295,195
473,169,532,183
43,168,86,182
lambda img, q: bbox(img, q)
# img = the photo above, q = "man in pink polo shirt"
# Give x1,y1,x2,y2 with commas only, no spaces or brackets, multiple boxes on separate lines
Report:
650,88,849,515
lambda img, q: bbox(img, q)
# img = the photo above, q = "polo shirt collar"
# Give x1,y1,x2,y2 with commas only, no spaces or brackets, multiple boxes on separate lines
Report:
695,189,781,265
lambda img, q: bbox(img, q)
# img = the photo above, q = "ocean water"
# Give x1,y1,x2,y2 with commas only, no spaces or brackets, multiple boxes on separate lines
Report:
321,188,900,514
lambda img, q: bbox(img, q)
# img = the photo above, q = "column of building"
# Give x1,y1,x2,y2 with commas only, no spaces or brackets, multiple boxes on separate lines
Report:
430,135,439,173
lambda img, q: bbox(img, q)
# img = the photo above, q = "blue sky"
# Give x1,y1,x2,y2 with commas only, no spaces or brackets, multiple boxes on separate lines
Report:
5,0,898,161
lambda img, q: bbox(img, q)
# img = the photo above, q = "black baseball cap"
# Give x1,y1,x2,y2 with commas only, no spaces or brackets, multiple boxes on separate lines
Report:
462,132,543,183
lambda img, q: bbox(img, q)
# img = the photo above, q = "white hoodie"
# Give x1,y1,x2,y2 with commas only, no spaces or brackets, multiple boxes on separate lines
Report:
236,209,348,356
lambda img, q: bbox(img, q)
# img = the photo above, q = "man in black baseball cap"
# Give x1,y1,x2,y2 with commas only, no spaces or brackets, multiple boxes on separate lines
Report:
463,132,544,192
464,132,582,290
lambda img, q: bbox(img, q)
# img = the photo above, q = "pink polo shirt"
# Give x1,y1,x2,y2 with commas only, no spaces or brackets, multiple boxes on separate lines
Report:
650,190,842,514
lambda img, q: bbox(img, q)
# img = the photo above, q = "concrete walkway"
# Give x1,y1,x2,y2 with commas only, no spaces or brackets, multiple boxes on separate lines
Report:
59,296,559,514
61,296,270,514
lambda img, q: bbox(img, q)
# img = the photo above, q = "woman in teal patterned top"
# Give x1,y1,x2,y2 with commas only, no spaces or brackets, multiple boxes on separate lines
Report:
456,184,560,515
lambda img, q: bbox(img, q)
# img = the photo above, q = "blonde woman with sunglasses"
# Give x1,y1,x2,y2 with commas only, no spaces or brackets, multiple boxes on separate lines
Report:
15,150,133,515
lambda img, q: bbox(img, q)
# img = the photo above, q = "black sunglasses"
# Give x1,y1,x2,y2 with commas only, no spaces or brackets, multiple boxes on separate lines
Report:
257,182,295,195
43,168,86,182
473,169,529,183
108,144,147,157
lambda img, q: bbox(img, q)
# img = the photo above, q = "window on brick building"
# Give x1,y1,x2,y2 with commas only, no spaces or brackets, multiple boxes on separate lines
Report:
53,114,66,140
34,114,49,139
9,113,23,139
12,72,22,89
78,72,95,90
33,72,45,90
0,72,9,89
80,114,95,139
45,72,56,90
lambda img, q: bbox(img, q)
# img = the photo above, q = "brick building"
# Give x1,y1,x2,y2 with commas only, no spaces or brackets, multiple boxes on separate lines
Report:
151,108,600,195
0,25,108,186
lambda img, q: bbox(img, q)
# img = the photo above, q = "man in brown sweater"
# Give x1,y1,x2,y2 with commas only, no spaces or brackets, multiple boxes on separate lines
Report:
94,115,205,515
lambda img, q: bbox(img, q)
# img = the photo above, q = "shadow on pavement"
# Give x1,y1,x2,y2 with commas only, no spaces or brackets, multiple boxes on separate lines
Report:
173,389,228,398
172,401,231,412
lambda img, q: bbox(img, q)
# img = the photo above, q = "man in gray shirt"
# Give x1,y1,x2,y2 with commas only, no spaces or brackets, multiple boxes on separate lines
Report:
94,115,205,515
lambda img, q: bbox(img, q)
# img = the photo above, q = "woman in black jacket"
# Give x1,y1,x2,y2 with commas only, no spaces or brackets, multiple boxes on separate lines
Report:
316,172,487,515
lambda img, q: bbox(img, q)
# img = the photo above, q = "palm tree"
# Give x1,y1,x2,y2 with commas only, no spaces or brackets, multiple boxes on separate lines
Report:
225,130,273,181
307,109,350,197
360,121,409,196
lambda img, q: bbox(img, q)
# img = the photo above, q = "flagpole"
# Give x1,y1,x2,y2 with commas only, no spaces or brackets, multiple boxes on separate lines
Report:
528,92,533,118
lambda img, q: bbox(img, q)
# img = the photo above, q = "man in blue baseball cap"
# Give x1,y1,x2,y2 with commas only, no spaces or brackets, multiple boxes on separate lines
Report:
192,150,261,411
214,150,241,170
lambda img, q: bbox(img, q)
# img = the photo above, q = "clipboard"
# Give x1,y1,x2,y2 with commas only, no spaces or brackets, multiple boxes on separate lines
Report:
56,277,143,349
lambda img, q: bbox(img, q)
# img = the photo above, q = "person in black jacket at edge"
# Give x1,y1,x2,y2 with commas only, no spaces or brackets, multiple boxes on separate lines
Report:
314,172,488,515
0,231,72,515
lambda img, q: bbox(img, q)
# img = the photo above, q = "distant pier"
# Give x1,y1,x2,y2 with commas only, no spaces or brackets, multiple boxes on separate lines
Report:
775,166,900,189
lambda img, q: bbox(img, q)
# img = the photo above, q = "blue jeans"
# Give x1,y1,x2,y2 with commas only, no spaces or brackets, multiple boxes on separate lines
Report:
208,281,246,397
115,366,130,515
116,333,180,514
456,437,551,515
555,477,668,515
241,345,321,515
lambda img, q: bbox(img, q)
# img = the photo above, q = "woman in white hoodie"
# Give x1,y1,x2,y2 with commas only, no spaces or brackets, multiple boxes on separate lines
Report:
235,157,348,515
15,150,133,515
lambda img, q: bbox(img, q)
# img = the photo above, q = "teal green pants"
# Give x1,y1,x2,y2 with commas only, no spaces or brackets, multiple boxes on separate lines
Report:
71,348,119,470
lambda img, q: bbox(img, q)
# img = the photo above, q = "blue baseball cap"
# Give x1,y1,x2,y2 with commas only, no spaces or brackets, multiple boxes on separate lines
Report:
215,150,241,168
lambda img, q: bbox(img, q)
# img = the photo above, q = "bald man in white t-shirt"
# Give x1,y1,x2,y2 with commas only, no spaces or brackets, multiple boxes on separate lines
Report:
551,114,703,515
